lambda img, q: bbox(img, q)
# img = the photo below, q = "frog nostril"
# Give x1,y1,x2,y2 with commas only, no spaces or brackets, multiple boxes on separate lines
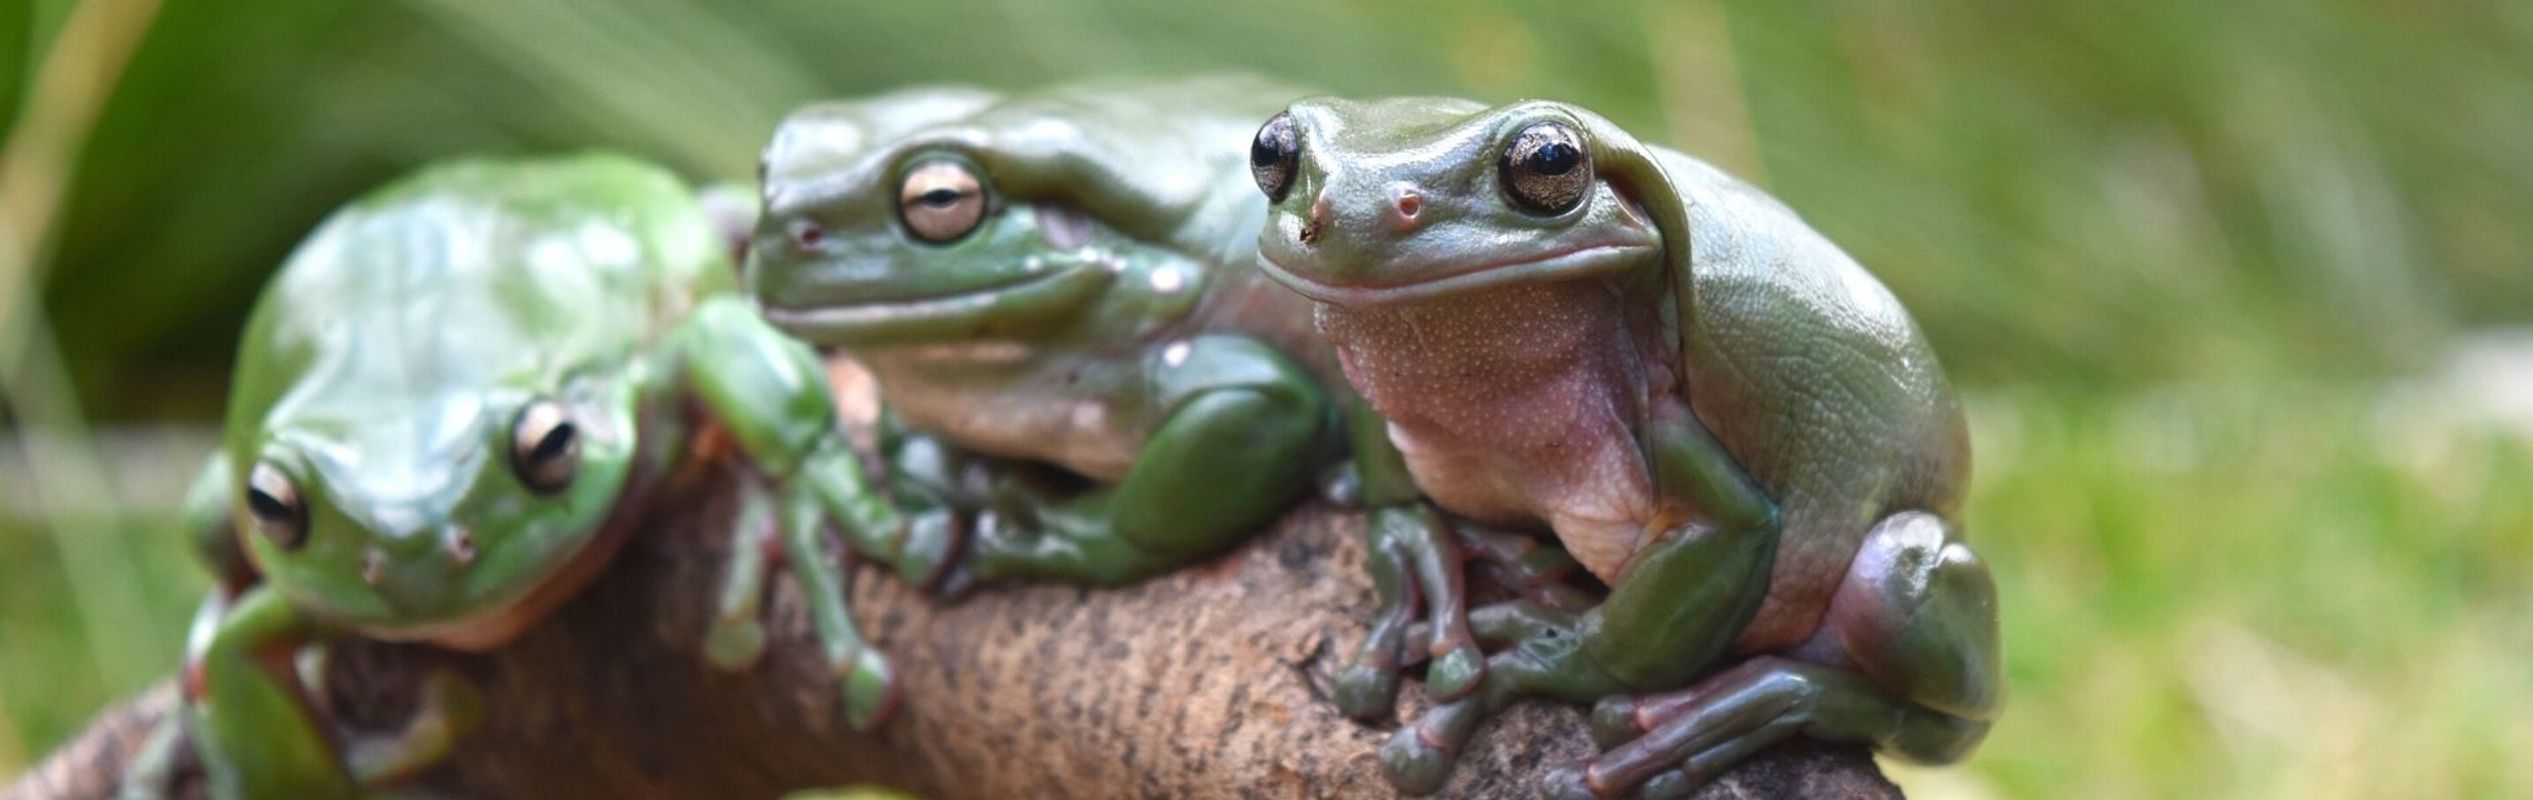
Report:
1299,191,1330,247
791,220,824,250
1390,187,1424,233
362,550,386,586
446,528,478,566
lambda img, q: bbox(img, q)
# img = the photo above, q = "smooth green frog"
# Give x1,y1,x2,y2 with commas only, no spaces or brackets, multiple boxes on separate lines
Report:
157,154,900,799
1249,98,2003,797
744,78,1558,706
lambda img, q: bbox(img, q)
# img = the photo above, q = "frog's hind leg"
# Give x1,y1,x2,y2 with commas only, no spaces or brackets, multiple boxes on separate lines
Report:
1553,511,2001,799
962,335,1330,586
1332,504,1492,719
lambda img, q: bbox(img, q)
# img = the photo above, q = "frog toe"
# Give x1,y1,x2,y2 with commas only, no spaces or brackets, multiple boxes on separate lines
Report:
704,616,769,669
1378,723,1459,796
1590,694,1647,748
1423,643,1485,702
892,510,966,589
1540,762,1609,800
1634,769,1699,800
1331,661,1402,722
838,649,902,731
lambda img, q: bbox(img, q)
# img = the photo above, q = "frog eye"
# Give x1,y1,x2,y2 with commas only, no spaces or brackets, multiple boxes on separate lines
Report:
898,160,987,244
245,461,309,550
1499,121,1591,215
1250,112,1300,203
511,399,580,494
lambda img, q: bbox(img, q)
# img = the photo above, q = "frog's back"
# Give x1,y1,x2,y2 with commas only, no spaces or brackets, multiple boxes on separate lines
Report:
229,154,724,436
1657,149,1970,650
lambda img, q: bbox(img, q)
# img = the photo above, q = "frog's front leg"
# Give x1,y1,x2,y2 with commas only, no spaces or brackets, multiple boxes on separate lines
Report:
1325,396,1490,718
672,297,901,729
123,587,242,800
172,589,484,800
1559,512,2000,799
1380,412,1782,795
958,334,1329,586
184,587,355,800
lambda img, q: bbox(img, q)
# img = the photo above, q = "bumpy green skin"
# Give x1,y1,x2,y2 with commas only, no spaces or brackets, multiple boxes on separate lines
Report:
151,155,899,800
1253,97,2003,797
743,77,1523,701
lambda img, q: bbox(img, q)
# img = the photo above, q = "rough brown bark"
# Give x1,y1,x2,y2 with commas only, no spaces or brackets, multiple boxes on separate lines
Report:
4,458,1899,799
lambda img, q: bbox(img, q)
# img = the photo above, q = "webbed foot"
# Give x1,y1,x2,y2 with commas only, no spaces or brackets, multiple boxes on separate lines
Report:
1379,618,1624,796
1565,512,2004,796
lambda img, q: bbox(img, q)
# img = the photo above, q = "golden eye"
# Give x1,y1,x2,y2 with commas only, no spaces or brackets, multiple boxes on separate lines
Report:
898,159,987,243
246,461,308,550
1499,122,1591,215
511,399,579,494
1250,112,1300,202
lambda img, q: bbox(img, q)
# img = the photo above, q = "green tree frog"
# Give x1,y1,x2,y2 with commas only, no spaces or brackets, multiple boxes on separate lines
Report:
155,154,901,799
743,77,1572,709
1248,97,2003,797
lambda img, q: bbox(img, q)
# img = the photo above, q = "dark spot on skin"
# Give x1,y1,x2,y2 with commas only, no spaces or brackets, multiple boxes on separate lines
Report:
447,529,479,565
1298,219,1322,246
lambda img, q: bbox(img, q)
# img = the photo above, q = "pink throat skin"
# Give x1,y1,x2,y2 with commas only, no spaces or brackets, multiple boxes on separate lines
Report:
1314,276,1678,581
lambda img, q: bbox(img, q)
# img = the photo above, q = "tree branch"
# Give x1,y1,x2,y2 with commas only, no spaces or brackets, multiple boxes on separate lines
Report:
6,458,1898,799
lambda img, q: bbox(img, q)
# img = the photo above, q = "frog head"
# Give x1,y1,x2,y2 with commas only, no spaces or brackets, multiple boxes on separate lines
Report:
223,155,717,649
1248,97,1688,306
746,78,1299,348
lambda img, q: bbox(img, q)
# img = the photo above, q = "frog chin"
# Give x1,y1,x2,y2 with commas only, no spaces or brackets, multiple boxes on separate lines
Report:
1259,241,1656,307
757,260,1115,346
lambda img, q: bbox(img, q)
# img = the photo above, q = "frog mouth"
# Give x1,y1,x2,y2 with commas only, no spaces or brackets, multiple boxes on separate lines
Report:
757,261,1114,344
313,455,670,652
1259,242,1657,306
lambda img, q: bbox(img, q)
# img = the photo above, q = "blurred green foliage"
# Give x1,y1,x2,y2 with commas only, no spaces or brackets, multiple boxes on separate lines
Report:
1,3,23,137
5,1,2531,797
20,0,2533,417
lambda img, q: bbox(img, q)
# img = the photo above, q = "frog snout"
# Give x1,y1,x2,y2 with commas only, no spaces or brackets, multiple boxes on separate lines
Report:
358,525,481,610
1301,180,1437,250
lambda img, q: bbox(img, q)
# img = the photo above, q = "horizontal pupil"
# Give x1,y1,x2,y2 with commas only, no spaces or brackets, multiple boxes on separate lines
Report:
1528,142,1578,175
535,424,576,460
248,489,291,519
920,188,967,207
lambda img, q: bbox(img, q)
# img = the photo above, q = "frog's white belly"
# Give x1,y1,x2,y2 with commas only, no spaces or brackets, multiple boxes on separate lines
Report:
861,344,1148,482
